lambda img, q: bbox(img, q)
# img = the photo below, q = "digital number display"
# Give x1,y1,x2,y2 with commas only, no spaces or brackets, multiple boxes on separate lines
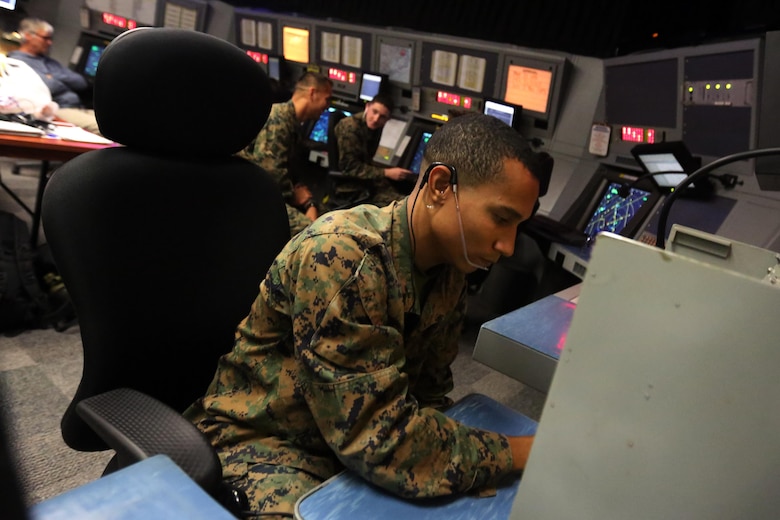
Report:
328,67,358,84
437,90,472,108
246,51,269,64
102,12,136,29
621,126,656,143
437,90,460,106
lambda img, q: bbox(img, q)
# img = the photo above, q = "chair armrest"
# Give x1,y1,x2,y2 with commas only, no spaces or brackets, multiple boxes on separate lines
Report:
75,387,222,495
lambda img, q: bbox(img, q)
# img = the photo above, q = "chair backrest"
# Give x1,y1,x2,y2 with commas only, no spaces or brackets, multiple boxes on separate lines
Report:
326,109,347,173
42,28,290,451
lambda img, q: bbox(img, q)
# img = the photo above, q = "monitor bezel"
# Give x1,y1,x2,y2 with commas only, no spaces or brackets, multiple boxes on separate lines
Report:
359,71,388,102
482,97,523,131
498,53,569,132
567,165,662,240
373,35,418,88
631,141,700,189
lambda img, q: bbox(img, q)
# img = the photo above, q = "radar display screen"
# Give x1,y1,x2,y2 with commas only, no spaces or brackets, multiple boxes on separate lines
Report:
584,182,650,240
408,131,433,174
308,109,331,144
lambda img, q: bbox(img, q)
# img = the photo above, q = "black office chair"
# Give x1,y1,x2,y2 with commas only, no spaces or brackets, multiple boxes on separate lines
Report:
324,109,373,210
41,28,290,513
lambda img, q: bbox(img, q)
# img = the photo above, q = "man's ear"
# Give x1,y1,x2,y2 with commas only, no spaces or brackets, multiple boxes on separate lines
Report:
429,166,454,195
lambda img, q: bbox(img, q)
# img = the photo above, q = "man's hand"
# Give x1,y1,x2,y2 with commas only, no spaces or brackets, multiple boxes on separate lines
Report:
384,167,412,182
293,183,318,221
507,435,534,470
292,183,314,206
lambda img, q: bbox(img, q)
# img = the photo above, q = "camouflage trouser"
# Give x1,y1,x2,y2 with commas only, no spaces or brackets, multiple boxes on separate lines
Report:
226,461,324,518
187,409,338,517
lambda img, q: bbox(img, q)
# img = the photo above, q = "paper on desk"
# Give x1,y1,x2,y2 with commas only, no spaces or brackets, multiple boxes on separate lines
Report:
378,119,406,149
0,119,45,136
52,125,114,144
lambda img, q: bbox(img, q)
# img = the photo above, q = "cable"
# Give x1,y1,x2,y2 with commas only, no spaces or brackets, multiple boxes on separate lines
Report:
655,147,780,249
452,185,489,271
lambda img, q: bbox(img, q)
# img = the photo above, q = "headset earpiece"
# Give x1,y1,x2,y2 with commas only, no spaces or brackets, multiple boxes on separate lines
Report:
421,162,458,188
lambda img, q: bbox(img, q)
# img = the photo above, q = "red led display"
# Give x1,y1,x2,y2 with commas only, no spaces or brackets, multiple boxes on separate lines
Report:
328,68,358,84
437,90,460,107
621,126,657,144
101,11,138,30
246,51,269,64
102,12,127,28
437,90,472,108
621,126,643,142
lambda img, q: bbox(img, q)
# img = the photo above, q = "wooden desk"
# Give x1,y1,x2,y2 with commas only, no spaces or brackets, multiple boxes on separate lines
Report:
0,132,114,246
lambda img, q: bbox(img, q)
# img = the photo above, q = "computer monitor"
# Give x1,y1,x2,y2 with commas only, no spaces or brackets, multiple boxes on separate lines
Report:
582,182,652,240
307,107,353,145
631,141,700,189
308,108,333,144
500,53,569,131
82,43,106,78
282,25,310,64
359,72,385,102
407,131,433,175
0,0,16,10
376,38,414,86
268,56,281,81
160,0,209,31
483,98,523,131
70,33,113,82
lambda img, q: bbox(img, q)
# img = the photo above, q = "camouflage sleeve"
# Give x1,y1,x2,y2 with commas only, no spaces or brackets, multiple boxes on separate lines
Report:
243,107,295,200
286,203,312,237
283,232,514,498
335,117,385,181
410,294,467,410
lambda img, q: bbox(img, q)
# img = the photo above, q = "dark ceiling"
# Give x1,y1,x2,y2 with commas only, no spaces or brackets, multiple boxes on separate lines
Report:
223,0,780,58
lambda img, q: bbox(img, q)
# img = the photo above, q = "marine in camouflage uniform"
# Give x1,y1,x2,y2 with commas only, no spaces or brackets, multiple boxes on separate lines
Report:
239,99,314,236
334,111,408,206
185,198,515,516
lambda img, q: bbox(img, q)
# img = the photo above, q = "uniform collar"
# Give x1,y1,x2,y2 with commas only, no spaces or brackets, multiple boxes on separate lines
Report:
388,198,466,323
387,198,419,314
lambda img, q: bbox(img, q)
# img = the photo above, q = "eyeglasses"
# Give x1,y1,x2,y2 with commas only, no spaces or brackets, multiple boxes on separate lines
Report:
33,33,53,41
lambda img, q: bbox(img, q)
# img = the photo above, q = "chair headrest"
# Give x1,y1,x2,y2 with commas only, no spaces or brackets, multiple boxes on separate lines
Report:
94,28,272,156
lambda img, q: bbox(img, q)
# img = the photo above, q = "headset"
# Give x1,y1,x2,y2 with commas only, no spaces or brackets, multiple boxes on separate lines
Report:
420,161,458,192
420,161,488,270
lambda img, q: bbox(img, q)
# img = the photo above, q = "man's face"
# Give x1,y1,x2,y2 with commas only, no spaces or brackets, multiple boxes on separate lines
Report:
308,85,332,120
364,101,391,130
25,29,53,56
430,158,539,273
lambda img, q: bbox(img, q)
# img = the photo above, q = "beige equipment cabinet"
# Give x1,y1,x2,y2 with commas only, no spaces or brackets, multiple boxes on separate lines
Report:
511,226,780,520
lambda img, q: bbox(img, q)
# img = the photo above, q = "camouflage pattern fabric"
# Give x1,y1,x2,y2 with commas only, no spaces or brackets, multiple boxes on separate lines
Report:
335,112,406,206
239,100,311,234
185,199,514,516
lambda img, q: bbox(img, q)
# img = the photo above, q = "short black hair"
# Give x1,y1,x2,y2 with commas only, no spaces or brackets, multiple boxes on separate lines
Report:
424,112,549,192
369,92,394,113
296,71,332,91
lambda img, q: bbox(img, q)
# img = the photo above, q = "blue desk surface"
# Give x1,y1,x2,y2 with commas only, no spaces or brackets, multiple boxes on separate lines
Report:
481,293,576,361
29,455,236,520
295,393,537,520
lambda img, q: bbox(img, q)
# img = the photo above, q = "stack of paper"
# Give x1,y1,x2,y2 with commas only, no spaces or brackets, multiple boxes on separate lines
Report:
0,119,46,137
51,125,114,145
